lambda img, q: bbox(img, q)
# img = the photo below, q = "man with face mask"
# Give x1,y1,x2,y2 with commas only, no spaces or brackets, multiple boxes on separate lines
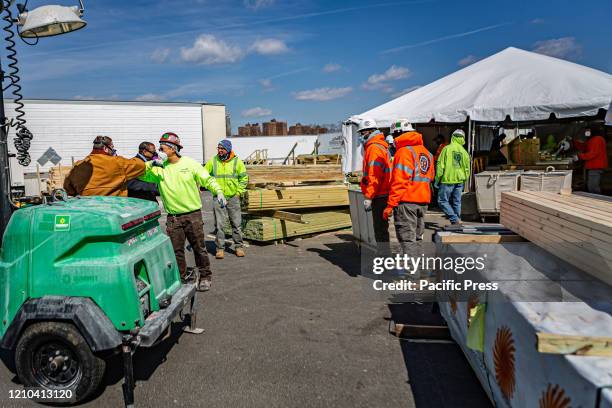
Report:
140,132,225,291
204,139,249,259
358,118,391,254
573,126,608,194
64,135,146,197
127,141,160,202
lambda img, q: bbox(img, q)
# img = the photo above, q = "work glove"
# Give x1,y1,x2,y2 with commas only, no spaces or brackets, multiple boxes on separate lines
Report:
153,151,168,167
571,154,580,162
383,206,393,221
433,180,440,189
363,199,372,212
217,192,227,208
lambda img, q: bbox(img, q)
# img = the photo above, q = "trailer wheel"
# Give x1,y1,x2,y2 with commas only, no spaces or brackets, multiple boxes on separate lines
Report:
15,322,105,405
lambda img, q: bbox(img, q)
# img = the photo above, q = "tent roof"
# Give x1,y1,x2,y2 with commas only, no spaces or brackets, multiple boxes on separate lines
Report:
606,101,612,126
356,47,612,125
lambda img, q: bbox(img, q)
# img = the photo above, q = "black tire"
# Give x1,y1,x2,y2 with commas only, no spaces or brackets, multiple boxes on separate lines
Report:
15,322,105,405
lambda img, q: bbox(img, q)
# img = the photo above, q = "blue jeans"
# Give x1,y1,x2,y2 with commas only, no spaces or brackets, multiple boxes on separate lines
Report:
438,183,463,223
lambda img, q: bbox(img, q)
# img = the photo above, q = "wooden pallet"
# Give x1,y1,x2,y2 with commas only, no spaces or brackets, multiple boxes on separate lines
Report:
500,191,612,286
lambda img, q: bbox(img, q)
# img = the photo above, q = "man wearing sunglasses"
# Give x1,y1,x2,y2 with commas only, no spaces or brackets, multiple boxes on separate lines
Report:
127,141,160,202
64,135,145,197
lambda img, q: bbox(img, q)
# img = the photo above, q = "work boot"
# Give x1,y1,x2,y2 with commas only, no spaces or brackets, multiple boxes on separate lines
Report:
215,249,225,259
235,247,246,257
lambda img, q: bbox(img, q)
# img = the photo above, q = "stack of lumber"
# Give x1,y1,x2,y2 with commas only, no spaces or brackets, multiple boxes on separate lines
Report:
46,165,73,193
238,164,350,241
295,154,340,164
241,184,349,211
230,209,351,241
246,164,342,187
500,191,612,285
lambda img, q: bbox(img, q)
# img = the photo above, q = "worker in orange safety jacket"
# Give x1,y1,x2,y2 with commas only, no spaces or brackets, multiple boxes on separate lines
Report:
359,117,392,254
383,120,434,258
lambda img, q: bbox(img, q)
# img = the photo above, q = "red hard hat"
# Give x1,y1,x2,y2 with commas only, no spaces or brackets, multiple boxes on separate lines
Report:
160,132,183,149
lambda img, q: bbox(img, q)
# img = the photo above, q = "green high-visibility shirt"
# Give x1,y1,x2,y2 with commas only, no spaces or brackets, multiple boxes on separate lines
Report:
204,153,248,198
140,156,222,215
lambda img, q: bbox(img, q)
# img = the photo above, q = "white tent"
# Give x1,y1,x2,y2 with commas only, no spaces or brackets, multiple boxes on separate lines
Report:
343,47,612,172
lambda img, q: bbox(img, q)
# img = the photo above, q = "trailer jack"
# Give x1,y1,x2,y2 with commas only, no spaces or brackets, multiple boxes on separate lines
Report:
121,332,139,408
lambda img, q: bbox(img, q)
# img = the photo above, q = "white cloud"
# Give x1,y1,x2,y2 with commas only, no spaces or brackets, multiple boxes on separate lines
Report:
135,93,166,102
180,34,243,65
532,37,582,60
242,107,273,117
458,55,480,67
258,78,273,89
244,0,274,10
293,87,352,101
391,86,421,98
151,47,171,63
73,94,120,101
530,18,544,24
362,65,410,91
250,38,289,55
322,63,341,73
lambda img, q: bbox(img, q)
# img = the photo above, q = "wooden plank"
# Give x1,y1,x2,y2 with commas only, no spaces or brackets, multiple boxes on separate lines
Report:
393,323,452,340
241,185,349,211
246,165,343,186
500,199,611,244
502,192,612,234
251,210,307,224
501,207,612,265
524,191,612,216
437,232,526,244
501,201,612,253
501,212,612,282
233,209,351,241
537,332,612,357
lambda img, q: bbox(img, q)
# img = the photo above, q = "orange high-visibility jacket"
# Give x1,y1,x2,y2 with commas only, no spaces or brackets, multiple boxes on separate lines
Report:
387,131,434,207
360,132,391,199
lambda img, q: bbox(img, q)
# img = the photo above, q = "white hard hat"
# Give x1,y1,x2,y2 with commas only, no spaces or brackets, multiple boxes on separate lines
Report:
452,129,466,138
357,118,377,133
390,118,414,134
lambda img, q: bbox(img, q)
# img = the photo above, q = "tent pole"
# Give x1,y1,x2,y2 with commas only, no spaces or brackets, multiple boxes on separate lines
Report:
467,118,473,191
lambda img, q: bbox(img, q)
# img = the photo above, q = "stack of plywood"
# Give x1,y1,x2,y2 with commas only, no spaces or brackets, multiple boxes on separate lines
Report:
46,165,73,193
241,185,348,211
500,191,612,285
231,209,351,241
246,164,342,187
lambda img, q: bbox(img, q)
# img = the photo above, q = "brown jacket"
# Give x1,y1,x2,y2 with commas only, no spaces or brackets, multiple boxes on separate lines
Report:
64,151,146,197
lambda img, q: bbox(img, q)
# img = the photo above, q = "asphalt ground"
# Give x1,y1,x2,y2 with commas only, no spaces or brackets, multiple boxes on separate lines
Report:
0,194,490,407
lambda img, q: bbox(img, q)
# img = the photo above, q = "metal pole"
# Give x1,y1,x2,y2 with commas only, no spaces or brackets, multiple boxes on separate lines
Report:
467,118,473,191
0,57,13,243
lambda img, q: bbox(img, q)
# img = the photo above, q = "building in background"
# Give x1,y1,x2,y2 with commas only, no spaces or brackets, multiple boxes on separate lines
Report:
263,119,287,136
4,99,227,195
238,123,262,136
288,123,329,135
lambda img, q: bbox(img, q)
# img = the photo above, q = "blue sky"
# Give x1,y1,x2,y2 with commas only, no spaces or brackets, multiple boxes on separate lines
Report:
11,0,612,131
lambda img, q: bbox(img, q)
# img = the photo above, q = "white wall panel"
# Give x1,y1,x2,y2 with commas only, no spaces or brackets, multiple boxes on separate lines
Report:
4,100,207,174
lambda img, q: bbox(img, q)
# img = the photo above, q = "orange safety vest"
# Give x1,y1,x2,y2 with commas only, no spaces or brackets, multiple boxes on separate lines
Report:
388,131,434,207
360,133,391,199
